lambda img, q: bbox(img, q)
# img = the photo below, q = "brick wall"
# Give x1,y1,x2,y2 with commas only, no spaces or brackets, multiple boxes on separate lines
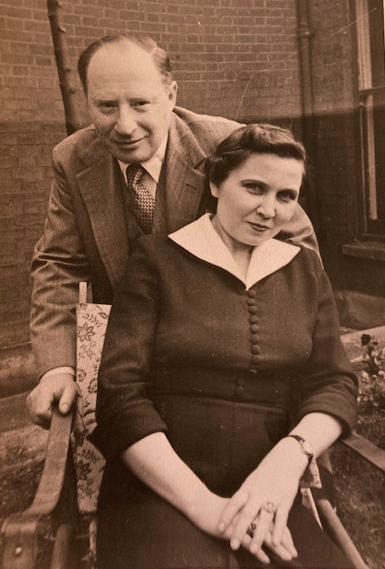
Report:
0,0,303,353
1,0,68,351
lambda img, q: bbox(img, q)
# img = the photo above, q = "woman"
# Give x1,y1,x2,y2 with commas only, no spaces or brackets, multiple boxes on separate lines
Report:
90,124,358,569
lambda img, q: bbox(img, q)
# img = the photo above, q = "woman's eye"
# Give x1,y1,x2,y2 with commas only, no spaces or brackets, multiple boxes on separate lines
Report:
245,183,264,194
279,191,296,201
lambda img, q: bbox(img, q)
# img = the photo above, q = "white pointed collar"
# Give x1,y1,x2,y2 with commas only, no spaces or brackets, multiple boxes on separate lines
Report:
169,213,300,289
118,136,168,184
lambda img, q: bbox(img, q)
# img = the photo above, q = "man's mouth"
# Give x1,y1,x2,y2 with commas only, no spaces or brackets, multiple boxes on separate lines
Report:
114,137,145,146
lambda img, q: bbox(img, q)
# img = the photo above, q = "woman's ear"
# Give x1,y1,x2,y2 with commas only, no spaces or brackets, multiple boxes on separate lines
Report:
209,180,219,198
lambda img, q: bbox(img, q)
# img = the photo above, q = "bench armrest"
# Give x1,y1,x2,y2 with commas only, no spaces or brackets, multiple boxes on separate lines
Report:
339,431,385,474
1,407,75,569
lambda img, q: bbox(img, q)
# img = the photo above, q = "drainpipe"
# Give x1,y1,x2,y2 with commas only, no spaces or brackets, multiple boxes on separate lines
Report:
296,0,321,236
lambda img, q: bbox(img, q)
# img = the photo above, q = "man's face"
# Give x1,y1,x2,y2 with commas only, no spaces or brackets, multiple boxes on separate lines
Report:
86,42,177,163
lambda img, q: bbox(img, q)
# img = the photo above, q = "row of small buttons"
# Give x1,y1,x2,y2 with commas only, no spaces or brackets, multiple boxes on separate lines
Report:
233,289,261,397
234,375,245,397
247,289,260,372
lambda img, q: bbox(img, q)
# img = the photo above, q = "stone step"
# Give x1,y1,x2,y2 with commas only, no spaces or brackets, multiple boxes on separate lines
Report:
0,391,33,434
0,395,48,519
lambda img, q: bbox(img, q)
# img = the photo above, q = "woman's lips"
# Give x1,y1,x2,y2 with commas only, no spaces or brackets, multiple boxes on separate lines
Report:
249,222,270,232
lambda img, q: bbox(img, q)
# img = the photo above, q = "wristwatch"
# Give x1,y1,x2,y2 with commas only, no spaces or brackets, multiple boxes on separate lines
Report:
287,434,314,465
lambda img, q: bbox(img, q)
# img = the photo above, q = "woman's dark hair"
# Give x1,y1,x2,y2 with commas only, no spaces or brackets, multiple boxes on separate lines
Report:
205,123,308,188
77,34,174,95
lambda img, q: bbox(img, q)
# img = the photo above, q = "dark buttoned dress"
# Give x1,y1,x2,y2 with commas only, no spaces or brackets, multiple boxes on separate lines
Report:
90,216,358,569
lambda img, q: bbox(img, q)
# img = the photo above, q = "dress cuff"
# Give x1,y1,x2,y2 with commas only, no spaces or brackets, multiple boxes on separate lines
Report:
299,457,322,488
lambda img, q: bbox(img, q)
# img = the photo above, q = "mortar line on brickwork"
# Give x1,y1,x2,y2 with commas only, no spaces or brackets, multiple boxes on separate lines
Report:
235,7,376,120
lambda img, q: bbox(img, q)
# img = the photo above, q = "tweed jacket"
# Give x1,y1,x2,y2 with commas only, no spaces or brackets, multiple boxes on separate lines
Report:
30,107,318,378
91,215,357,461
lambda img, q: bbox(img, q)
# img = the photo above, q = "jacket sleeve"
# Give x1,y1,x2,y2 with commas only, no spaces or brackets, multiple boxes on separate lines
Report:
30,148,91,378
276,203,320,255
295,254,358,436
89,238,167,460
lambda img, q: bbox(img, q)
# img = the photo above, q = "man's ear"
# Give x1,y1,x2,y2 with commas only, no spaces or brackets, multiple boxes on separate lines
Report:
168,81,178,105
209,180,219,198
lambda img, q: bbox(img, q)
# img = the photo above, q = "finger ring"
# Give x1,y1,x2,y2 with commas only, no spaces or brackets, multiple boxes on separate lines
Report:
246,521,257,538
261,501,275,514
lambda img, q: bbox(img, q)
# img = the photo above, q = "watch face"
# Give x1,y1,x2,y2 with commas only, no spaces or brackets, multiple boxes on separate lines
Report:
290,435,314,460
302,440,314,458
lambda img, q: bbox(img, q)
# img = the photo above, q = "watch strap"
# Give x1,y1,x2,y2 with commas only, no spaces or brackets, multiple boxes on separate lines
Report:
287,434,314,465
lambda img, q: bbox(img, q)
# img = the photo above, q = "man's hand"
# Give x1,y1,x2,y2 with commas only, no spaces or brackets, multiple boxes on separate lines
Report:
27,372,78,428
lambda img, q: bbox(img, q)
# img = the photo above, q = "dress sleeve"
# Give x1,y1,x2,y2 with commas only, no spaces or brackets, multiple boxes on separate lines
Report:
295,255,358,436
89,238,167,460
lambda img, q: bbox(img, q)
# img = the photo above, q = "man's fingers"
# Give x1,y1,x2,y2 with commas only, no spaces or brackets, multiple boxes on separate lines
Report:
26,374,77,426
26,391,52,427
58,383,78,414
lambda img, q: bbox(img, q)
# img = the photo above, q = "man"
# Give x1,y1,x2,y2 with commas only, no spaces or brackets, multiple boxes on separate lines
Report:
27,34,318,426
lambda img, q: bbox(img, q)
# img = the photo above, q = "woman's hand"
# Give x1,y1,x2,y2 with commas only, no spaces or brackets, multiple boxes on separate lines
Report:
188,489,297,564
123,432,297,561
217,437,308,562
187,490,229,537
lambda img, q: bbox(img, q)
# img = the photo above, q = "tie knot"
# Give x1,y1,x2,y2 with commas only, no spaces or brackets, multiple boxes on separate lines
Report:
125,163,154,234
126,163,144,186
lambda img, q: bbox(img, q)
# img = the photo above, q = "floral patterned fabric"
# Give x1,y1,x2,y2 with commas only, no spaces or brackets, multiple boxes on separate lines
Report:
73,302,111,514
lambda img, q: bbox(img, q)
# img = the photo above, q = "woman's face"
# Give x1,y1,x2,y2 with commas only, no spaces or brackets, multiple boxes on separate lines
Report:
210,153,303,251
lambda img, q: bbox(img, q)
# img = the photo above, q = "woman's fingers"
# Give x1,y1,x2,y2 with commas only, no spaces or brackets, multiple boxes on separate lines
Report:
229,501,260,550
264,525,298,561
217,489,249,533
242,533,271,565
248,503,276,555
243,523,297,564
228,501,275,552
271,504,289,546
223,506,297,563
279,526,298,558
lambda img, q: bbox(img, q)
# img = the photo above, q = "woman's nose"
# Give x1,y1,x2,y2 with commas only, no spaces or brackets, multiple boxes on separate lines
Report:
114,107,136,136
256,197,276,218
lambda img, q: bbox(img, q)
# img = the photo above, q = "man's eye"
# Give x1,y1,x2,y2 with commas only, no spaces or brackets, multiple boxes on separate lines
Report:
133,100,150,108
98,102,116,112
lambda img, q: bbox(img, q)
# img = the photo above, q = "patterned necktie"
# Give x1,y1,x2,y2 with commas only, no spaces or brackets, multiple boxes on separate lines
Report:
126,164,155,234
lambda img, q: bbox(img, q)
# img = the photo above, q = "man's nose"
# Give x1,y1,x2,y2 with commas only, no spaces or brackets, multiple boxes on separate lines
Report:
114,106,137,136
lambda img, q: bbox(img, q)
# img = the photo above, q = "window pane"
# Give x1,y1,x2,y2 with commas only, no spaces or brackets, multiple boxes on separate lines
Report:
356,0,385,234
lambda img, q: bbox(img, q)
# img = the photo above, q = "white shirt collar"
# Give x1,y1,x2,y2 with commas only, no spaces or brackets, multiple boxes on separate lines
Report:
169,213,300,289
118,136,168,183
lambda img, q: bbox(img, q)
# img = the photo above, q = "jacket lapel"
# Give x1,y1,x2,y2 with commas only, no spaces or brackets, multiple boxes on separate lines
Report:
76,138,129,288
74,114,210,283
159,113,207,233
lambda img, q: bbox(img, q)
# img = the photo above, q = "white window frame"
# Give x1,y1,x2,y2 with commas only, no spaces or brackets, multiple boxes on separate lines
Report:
355,0,385,234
